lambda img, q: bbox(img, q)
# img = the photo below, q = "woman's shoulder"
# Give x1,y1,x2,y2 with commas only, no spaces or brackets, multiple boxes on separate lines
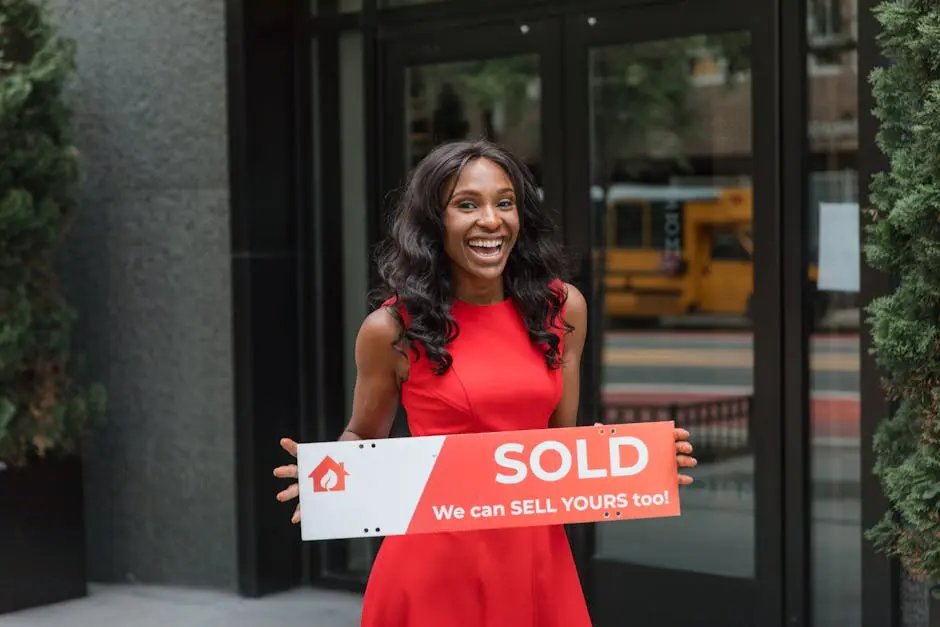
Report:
560,281,586,316
547,279,586,316
376,294,410,324
359,305,403,344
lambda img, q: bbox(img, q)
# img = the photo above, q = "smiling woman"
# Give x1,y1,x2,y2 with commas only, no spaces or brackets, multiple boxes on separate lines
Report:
373,140,573,376
273,139,695,627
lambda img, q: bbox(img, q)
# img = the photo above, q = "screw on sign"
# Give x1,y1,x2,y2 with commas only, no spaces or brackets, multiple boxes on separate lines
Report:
310,456,350,493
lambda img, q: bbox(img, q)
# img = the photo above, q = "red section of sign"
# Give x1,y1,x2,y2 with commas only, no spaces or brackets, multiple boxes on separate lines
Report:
310,456,350,493
405,422,679,534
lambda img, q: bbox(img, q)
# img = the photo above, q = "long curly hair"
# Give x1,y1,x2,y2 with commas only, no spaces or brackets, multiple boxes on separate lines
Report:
373,139,572,375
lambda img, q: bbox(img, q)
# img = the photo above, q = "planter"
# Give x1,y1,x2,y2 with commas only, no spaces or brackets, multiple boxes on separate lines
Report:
902,578,940,627
0,455,87,615
931,586,940,627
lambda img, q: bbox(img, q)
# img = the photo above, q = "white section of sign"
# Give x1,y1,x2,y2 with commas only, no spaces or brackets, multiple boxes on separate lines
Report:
817,202,860,292
297,436,445,541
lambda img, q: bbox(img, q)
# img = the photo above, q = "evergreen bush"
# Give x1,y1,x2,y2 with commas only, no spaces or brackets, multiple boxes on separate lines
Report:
0,0,105,468
864,0,940,591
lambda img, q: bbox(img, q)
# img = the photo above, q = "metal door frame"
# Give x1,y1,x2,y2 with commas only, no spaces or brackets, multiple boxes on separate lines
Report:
561,2,796,625
372,2,803,625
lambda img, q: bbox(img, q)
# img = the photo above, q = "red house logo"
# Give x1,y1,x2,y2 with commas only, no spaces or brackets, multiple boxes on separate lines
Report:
310,456,350,493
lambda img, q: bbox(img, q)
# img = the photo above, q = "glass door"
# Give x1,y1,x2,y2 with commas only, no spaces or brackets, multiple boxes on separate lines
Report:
379,18,564,244
563,2,786,626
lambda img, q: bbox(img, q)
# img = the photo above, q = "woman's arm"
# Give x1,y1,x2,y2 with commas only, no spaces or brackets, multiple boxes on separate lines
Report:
341,306,410,441
275,306,408,522
549,282,588,429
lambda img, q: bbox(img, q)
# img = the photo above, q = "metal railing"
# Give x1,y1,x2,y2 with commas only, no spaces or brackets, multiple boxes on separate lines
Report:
602,396,753,463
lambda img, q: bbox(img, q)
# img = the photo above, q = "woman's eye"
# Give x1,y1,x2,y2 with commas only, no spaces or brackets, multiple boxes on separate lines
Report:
453,198,513,210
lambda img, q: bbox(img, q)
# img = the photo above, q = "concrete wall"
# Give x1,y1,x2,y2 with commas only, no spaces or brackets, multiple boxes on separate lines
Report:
50,0,237,588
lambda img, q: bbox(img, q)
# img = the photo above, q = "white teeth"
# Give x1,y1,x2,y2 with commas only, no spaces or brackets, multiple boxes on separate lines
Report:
468,239,503,249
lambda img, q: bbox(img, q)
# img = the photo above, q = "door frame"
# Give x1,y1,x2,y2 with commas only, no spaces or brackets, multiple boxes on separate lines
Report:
374,2,800,625
562,1,790,626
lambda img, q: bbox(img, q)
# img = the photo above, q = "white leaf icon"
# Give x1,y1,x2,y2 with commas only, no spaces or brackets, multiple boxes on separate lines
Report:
320,468,339,491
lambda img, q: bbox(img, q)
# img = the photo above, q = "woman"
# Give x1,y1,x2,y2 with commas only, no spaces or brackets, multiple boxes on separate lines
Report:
274,139,697,626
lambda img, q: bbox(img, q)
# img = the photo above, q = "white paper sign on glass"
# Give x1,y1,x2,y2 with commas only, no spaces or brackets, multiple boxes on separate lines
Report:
817,201,860,292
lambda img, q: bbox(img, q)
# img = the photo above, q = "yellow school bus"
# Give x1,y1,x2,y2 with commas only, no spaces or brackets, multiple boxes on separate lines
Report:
594,183,794,320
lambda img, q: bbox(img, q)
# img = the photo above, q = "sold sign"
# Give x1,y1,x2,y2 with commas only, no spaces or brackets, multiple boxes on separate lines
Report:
495,436,649,484
296,421,680,541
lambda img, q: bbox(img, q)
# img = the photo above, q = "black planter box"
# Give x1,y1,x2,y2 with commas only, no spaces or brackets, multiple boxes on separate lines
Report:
931,588,940,627
0,455,87,615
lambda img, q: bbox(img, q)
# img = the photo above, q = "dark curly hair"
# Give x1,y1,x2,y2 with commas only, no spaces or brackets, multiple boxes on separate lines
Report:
372,139,572,375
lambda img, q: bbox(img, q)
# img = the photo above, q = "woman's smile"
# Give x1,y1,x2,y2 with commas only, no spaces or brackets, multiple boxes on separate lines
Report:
466,236,506,263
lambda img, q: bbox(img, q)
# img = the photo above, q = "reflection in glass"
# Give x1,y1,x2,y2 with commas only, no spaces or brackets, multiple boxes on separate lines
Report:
807,0,861,625
590,32,756,579
405,56,541,178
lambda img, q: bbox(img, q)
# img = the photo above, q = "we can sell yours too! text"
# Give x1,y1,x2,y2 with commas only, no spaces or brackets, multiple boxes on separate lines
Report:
431,491,673,522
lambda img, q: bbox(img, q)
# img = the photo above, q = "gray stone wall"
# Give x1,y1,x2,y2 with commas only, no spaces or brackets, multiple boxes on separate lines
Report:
49,0,237,588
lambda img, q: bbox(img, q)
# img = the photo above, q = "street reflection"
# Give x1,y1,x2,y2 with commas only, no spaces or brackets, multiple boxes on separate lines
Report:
589,32,758,578
405,56,541,173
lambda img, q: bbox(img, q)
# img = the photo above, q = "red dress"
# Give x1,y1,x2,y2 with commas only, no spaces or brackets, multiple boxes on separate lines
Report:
359,293,592,627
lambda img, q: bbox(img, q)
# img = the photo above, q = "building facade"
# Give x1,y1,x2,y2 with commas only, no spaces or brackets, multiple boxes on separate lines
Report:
48,0,933,626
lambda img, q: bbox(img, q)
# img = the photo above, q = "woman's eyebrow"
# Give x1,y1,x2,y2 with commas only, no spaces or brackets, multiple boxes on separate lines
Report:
451,187,515,197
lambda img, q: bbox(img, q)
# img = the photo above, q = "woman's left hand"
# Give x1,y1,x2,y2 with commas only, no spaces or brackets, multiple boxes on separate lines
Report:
595,423,697,485
675,427,696,485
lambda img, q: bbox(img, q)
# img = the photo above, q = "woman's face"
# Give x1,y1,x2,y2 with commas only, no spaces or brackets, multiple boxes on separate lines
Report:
441,158,521,288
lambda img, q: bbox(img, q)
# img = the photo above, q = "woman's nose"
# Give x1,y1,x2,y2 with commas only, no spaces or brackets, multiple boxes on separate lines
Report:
477,205,502,228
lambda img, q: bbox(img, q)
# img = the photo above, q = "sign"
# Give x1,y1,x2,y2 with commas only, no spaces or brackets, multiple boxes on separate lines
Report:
659,200,683,274
297,421,680,541
817,201,860,292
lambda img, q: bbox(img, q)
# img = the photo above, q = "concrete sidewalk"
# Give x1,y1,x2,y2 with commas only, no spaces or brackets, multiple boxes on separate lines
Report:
0,584,363,627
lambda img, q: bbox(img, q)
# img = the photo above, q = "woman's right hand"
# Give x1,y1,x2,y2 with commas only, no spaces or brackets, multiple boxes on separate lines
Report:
273,438,302,524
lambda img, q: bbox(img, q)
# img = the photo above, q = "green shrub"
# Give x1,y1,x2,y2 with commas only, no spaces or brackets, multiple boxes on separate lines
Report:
0,0,105,467
864,0,940,588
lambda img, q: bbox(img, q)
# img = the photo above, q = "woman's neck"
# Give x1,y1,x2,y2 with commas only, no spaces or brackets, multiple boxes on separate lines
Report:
453,278,505,305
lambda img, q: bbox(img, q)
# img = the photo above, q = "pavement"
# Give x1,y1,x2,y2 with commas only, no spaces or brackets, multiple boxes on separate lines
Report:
0,584,363,627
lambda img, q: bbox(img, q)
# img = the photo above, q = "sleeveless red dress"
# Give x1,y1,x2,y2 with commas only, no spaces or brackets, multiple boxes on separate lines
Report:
359,291,592,627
